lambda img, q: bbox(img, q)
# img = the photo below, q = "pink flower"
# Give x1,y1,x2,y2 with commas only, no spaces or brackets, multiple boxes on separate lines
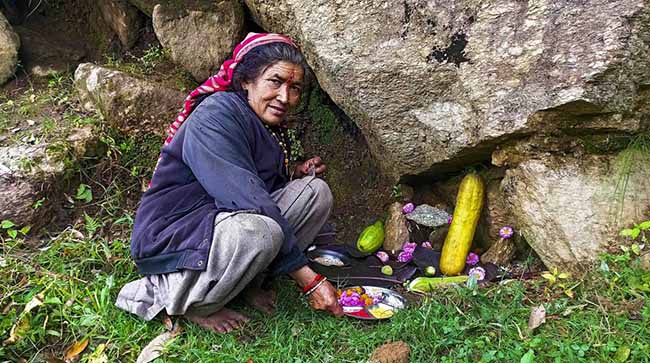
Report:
499,226,514,239
468,266,486,281
375,251,389,264
447,215,453,225
421,241,432,249
466,252,479,266
402,203,415,214
402,242,417,253
397,250,413,263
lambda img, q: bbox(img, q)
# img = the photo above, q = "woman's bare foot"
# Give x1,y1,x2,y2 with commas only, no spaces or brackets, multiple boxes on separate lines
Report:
185,308,250,333
244,286,277,315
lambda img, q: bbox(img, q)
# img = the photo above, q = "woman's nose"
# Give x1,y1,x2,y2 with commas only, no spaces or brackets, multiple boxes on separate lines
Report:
276,85,289,103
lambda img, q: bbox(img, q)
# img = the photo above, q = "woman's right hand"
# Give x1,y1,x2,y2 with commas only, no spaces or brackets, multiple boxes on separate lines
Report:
307,280,344,317
289,265,343,317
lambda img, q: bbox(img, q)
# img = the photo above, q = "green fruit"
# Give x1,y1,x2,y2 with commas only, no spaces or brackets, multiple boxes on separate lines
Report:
407,276,469,293
357,220,385,253
381,265,393,276
424,266,436,276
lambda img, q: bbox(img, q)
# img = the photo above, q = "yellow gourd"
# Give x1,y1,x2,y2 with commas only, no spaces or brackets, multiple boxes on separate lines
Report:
440,173,485,276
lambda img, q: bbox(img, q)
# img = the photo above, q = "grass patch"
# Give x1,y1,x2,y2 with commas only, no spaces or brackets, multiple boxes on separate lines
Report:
1,221,648,362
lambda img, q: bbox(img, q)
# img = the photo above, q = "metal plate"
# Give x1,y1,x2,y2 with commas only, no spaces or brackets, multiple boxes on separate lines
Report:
307,247,352,267
340,286,407,320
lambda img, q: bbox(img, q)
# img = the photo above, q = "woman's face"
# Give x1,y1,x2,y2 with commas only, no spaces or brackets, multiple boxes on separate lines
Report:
243,61,304,126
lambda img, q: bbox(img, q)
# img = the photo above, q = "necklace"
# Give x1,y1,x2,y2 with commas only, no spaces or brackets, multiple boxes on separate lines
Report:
263,124,289,175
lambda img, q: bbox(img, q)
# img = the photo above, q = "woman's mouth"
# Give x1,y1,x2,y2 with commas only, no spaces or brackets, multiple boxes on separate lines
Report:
268,105,287,116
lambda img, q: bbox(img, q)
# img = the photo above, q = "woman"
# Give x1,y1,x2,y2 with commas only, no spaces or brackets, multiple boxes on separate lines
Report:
116,33,343,333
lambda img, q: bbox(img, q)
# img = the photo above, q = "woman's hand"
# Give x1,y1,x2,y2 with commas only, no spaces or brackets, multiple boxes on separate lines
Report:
293,156,327,178
289,265,343,317
306,280,344,317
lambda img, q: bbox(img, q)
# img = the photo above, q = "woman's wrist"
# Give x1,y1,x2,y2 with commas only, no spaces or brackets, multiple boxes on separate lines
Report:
289,265,318,289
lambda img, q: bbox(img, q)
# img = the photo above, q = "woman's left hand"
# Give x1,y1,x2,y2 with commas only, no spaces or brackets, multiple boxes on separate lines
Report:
294,156,326,178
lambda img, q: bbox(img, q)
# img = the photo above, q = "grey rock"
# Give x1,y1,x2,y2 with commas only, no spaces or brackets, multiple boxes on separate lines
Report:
74,63,185,132
97,0,144,48
502,153,650,273
0,12,20,84
0,128,95,228
406,204,450,228
13,24,85,78
245,0,650,180
153,1,244,82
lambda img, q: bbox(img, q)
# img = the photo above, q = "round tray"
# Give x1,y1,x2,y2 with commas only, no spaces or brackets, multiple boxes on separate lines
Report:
307,247,352,267
340,286,406,320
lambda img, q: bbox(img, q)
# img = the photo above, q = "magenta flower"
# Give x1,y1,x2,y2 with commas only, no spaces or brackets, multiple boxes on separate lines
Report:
375,251,389,264
338,292,364,307
397,250,413,263
421,241,432,249
468,266,486,281
447,215,453,225
466,252,479,266
402,242,417,253
499,226,514,239
402,203,415,214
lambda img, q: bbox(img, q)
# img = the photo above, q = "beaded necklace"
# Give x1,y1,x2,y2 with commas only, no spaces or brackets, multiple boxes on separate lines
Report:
263,123,289,175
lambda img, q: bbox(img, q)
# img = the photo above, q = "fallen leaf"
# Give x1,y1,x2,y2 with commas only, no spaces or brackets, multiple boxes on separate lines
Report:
24,292,45,313
246,360,254,363
64,338,89,362
2,315,30,345
136,325,183,363
527,305,546,331
87,343,108,363
562,304,587,317
614,345,631,362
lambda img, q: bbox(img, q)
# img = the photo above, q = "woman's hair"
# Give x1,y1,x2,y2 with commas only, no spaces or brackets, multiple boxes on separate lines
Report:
231,42,310,92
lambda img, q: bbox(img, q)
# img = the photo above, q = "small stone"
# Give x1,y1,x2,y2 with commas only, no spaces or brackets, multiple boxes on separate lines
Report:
405,204,451,228
369,341,411,363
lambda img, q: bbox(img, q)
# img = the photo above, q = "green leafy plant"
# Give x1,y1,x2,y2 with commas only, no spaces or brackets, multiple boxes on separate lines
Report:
75,184,93,203
619,220,650,242
1,220,30,239
541,267,576,298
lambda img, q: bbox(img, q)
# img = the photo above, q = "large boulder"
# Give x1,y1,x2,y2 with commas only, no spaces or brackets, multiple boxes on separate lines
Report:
152,1,244,82
244,0,650,180
74,63,185,133
501,147,650,273
97,0,143,49
0,12,20,84
0,128,95,228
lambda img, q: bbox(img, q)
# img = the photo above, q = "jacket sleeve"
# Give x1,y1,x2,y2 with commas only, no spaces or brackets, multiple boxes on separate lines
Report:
181,97,308,275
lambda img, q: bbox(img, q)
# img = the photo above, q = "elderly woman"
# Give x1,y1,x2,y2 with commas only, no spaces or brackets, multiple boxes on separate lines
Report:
116,33,343,332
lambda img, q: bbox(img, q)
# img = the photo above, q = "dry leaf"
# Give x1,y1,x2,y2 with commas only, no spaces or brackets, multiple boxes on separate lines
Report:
527,305,546,331
64,338,89,362
24,292,45,313
136,325,183,363
87,343,108,363
2,315,30,345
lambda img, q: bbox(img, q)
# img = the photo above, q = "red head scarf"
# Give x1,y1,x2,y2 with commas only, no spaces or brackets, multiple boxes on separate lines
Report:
151,33,298,184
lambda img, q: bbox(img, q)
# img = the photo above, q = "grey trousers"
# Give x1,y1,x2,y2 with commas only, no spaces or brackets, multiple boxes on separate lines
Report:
115,176,333,320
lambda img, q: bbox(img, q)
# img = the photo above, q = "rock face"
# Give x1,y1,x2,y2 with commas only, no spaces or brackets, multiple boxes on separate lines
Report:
244,0,650,181
153,1,244,82
97,0,143,48
0,128,95,228
502,152,650,272
74,63,185,132
0,12,20,84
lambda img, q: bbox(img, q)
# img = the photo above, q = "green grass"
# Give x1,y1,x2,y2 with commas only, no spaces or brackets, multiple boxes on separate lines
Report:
1,220,649,362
